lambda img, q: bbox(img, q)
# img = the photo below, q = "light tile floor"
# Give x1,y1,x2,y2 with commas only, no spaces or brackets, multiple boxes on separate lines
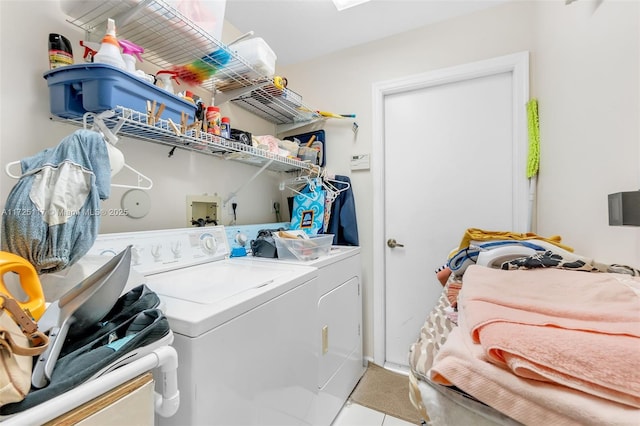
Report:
331,400,419,426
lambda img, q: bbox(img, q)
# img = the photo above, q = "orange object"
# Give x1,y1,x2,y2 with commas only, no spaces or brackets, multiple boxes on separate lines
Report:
436,266,452,286
0,252,46,320
206,106,221,135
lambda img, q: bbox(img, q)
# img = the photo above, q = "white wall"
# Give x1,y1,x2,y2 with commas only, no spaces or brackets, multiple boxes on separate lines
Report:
1,1,638,363
0,0,285,234
278,0,640,359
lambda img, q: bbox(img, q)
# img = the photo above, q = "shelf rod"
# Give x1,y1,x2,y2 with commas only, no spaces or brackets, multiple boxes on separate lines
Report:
112,0,154,27
222,159,275,207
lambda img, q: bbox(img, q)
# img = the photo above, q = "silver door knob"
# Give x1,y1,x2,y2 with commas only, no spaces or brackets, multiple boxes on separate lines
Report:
387,239,405,248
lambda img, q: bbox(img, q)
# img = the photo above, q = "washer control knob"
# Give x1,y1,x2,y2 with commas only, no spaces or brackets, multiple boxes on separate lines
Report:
132,246,144,265
235,232,248,247
200,234,217,255
151,244,163,262
171,241,182,259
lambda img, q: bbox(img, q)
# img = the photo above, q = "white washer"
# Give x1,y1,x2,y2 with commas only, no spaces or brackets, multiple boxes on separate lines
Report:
225,224,365,426
87,226,320,425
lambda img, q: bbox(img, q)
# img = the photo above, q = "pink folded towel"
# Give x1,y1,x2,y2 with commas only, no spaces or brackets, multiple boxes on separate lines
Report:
459,266,640,407
461,266,640,339
430,326,640,426
480,321,640,407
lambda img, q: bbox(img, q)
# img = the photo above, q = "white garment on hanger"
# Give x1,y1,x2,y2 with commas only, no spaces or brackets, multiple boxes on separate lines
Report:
29,161,92,226
105,141,125,177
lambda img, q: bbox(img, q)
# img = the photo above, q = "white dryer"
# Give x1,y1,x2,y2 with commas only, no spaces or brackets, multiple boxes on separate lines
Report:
87,226,320,425
225,224,365,426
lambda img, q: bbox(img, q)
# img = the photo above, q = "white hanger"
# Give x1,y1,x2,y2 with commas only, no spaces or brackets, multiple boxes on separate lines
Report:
4,161,32,179
323,174,350,194
5,111,153,190
5,110,120,179
279,173,319,201
86,111,153,190
4,111,153,190
317,169,350,203
280,166,352,203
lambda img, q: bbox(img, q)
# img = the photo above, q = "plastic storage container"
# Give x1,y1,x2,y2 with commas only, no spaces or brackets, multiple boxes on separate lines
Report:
232,37,277,78
43,63,196,122
273,234,334,261
297,147,318,164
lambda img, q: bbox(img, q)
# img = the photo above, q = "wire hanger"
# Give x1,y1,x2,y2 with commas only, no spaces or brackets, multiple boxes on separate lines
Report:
5,111,153,190
316,168,350,204
322,171,350,195
279,166,352,203
85,111,153,190
279,171,320,201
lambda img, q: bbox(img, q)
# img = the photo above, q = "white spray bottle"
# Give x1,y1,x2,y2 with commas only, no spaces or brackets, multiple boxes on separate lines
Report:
93,18,126,70
119,39,154,82
119,39,143,73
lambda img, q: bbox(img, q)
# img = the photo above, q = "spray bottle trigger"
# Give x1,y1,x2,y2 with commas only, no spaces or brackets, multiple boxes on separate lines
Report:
119,39,145,62
79,40,100,62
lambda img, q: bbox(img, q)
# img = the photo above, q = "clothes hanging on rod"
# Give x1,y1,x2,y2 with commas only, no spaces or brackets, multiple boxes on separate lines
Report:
2,129,113,274
5,111,153,190
326,175,359,246
282,169,356,242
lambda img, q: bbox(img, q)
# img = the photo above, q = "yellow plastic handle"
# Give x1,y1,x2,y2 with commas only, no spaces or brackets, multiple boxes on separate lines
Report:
0,252,46,320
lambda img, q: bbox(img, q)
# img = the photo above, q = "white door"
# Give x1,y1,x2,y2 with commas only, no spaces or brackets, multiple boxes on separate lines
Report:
372,52,530,370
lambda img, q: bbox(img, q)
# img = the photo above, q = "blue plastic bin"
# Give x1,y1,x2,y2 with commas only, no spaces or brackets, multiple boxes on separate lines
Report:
43,63,196,123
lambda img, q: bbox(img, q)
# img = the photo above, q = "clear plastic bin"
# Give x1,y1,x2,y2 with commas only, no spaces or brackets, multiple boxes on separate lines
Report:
232,37,277,78
274,234,334,261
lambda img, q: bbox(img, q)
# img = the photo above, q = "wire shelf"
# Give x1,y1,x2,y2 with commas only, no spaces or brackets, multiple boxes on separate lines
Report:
61,0,322,128
55,107,314,173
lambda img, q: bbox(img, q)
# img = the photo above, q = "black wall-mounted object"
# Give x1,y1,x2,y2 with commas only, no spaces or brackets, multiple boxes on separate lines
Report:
608,191,640,226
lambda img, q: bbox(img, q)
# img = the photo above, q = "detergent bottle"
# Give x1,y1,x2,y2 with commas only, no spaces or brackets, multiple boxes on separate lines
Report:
93,18,126,70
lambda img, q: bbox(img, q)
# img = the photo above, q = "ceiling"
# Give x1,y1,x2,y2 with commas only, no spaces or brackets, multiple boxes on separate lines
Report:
224,0,509,66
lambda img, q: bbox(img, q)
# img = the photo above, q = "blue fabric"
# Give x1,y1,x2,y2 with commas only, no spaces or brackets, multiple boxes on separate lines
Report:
327,175,359,246
1,130,111,273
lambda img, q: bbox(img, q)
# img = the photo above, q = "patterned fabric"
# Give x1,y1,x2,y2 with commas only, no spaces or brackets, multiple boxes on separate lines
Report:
607,264,640,276
501,250,599,272
501,251,640,276
408,282,456,383
448,240,548,277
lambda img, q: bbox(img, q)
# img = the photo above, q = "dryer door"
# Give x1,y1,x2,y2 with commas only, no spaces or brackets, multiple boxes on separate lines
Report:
318,277,361,388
